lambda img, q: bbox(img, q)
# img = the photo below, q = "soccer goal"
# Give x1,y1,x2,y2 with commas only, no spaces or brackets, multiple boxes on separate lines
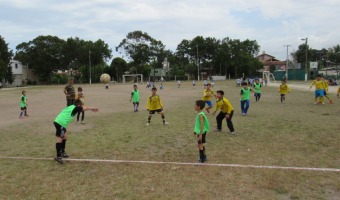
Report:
262,71,276,84
122,74,143,84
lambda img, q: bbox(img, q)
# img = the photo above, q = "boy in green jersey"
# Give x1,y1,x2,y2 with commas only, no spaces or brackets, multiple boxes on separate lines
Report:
19,90,29,119
240,82,254,116
130,84,140,112
53,99,98,164
253,79,262,102
194,100,210,163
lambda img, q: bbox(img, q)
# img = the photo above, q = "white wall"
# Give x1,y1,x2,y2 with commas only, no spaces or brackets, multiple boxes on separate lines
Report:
10,60,23,75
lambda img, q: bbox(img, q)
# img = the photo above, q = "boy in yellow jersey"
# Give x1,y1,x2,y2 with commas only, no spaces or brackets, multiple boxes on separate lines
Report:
337,86,340,99
19,90,29,119
310,75,326,104
212,90,235,134
193,100,210,163
146,87,168,125
202,83,215,113
279,80,290,103
321,77,333,104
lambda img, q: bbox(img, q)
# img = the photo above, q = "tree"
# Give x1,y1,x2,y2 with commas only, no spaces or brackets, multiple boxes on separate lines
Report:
109,57,128,82
0,35,13,82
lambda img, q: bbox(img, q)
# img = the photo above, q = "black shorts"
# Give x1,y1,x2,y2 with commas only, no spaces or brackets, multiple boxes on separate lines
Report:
20,106,27,110
149,109,163,114
324,90,327,95
197,133,206,144
54,122,66,138
280,94,285,97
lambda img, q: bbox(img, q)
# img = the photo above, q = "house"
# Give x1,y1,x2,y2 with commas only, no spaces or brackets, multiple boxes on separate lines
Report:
255,52,286,72
8,60,38,87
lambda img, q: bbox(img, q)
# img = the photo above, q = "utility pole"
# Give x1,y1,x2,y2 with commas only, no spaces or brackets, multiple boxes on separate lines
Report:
283,45,291,80
196,45,199,81
301,38,308,81
89,50,92,84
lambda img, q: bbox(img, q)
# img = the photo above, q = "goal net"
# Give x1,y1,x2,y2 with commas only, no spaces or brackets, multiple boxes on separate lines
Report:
122,74,143,84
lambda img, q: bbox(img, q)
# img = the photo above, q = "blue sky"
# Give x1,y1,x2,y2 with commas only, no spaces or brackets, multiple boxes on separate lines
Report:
1,0,339,61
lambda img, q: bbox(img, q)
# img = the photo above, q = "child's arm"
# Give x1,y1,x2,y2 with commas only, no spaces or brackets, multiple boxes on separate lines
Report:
83,106,99,112
309,80,315,89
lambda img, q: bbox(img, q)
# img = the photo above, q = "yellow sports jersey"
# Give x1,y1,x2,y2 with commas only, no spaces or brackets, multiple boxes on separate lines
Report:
279,84,290,94
202,89,215,101
322,80,329,91
338,87,340,95
310,80,325,90
214,97,233,114
146,95,163,110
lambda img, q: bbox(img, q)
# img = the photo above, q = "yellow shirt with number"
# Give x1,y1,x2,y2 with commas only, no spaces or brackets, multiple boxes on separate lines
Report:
202,89,215,101
279,84,290,94
146,95,163,110
310,80,325,90
214,97,233,114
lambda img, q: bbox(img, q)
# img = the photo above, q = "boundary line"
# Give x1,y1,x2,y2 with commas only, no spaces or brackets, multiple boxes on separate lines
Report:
1,156,339,172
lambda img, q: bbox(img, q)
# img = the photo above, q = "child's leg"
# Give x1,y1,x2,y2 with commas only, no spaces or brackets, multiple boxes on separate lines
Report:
24,107,28,116
244,100,250,114
240,101,245,113
77,111,80,121
133,103,136,111
19,107,24,118
147,112,152,124
280,94,284,103
160,112,166,124
216,112,224,130
136,102,139,111
81,110,85,121
226,110,235,132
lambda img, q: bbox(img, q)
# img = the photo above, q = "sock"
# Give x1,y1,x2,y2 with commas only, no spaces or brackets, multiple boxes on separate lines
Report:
162,115,165,124
56,143,62,157
19,112,24,117
61,140,66,153
199,150,205,161
148,116,151,123
203,146,206,156
24,110,27,115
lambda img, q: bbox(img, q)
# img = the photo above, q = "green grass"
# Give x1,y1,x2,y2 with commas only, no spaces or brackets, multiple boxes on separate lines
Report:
0,81,339,199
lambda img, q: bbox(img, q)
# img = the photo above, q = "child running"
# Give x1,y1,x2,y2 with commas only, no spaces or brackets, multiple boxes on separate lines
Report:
75,87,85,124
321,77,333,104
130,84,140,112
309,75,325,104
193,100,210,163
253,79,262,102
146,87,168,125
53,99,98,164
202,83,215,113
19,90,29,119
212,90,235,134
337,86,340,99
240,82,254,115
279,80,290,103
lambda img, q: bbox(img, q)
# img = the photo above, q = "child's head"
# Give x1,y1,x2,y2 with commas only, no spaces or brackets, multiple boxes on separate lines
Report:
68,77,74,84
74,99,83,107
281,80,286,84
316,74,322,80
255,79,259,83
133,84,138,89
151,87,157,95
78,87,83,92
241,82,248,87
216,90,224,99
206,83,211,89
22,90,26,95
195,100,205,111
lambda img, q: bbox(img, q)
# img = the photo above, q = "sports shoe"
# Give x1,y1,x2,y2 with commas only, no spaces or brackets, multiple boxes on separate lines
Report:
242,113,246,116
213,129,221,132
230,131,235,134
146,123,150,126
329,100,333,104
54,156,64,164
163,122,169,125
19,116,24,119
24,114,29,116
61,152,69,158
197,155,208,162
81,121,86,124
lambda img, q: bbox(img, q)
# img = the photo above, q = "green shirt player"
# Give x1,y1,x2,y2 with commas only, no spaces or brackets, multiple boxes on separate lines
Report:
19,90,29,119
240,82,254,116
253,79,262,102
53,99,98,164
130,84,140,112
193,100,210,163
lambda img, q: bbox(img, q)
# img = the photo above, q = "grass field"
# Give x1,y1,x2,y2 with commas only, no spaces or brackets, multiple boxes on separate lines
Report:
0,80,339,200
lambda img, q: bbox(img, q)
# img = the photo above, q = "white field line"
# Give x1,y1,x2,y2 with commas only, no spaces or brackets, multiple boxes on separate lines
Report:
1,156,339,172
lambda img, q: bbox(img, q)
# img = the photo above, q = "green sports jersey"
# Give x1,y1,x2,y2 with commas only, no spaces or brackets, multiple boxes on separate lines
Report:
241,87,251,100
254,83,262,93
54,105,78,128
194,111,209,135
20,95,27,107
131,90,140,102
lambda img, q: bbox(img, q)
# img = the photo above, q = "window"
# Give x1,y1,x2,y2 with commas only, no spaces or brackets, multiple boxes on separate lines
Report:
15,64,18,69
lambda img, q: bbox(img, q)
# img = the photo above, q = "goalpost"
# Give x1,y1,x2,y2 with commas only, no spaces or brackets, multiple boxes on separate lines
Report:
262,71,276,84
122,74,143,84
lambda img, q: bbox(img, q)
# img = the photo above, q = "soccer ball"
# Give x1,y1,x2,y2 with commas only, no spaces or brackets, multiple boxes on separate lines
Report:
100,73,111,84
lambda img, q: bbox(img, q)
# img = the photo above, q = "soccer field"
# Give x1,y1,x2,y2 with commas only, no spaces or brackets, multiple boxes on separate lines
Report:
0,80,339,200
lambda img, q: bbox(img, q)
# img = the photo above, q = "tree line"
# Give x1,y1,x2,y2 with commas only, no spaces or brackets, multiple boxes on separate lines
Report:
1,31,340,84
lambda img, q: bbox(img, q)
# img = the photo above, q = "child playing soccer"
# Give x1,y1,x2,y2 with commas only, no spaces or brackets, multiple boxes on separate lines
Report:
202,83,215,113
75,87,85,124
310,75,325,104
337,86,340,99
212,90,235,134
53,99,98,164
193,100,210,163
253,79,262,102
130,84,140,112
146,87,168,125
279,80,290,103
321,77,333,104
19,90,29,119
240,82,254,115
